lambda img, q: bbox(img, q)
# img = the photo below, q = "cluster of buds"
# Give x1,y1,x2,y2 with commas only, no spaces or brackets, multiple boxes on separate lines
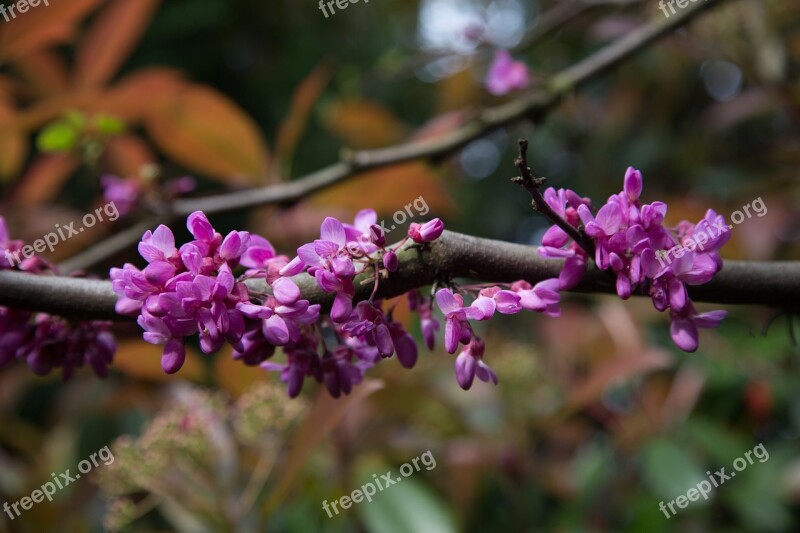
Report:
0,217,115,380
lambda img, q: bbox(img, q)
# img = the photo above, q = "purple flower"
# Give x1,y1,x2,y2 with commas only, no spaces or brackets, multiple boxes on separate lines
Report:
409,291,440,350
512,279,561,317
485,49,530,96
408,219,444,243
669,305,727,353
383,250,398,272
101,175,140,217
321,347,366,398
434,289,490,354
285,217,357,323
262,340,321,398
624,167,643,203
138,225,179,264
533,167,729,352
454,337,497,390
15,315,116,380
389,322,418,369
164,176,196,198
1,217,117,379
343,209,381,254
342,301,395,357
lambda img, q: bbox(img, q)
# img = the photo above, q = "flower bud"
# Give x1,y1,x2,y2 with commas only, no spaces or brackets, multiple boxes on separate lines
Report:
369,224,386,246
408,218,444,243
383,250,398,272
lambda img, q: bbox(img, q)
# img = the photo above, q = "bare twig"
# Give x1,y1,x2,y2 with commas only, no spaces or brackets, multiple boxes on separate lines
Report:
59,0,731,274
511,139,595,256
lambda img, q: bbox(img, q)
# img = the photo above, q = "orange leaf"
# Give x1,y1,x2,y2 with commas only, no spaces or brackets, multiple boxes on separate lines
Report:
9,50,68,97
274,62,332,177
0,102,26,183
310,161,454,216
112,339,205,382
323,99,408,149
144,85,270,183
73,0,162,87
96,67,185,122
0,0,103,61
104,134,155,177
12,153,80,205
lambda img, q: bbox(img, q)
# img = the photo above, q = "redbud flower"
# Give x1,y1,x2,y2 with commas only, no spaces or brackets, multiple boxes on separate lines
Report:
383,250,398,272
485,49,530,96
101,175,140,217
408,218,444,243
455,337,497,390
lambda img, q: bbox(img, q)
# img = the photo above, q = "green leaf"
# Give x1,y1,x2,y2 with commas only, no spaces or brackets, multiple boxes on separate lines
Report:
37,122,79,152
354,462,456,533
94,114,126,135
641,439,707,504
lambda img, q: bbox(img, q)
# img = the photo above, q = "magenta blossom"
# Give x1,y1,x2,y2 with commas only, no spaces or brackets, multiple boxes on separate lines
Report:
408,218,444,243
486,49,530,96
534,167,729,352
455,337,497,390
101,175,140,217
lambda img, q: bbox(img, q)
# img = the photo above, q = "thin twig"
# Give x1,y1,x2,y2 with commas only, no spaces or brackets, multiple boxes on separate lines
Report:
511,139,595,257
58,0,730,274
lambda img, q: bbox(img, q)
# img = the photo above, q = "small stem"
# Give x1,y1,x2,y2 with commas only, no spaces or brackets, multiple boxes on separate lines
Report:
511,139,595,257
368,262,381,302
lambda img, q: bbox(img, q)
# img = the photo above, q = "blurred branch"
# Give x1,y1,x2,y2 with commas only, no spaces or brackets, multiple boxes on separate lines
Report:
3,230,799,321
59,0,730,274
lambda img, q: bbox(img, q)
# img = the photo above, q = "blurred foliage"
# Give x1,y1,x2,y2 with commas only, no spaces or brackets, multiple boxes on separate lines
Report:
1,0,800,531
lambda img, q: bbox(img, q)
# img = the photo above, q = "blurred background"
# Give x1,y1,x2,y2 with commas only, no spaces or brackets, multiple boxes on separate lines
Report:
1,0,800,531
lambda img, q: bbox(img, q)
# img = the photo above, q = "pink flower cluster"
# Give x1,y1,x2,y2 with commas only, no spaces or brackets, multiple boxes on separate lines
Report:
0,217,115,379
429,271,563,390
539,167,729,352
112,209,446,398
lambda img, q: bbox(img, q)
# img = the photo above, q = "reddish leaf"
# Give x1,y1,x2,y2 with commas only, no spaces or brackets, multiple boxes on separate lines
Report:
97,68,186,122
0,102,26,183
10,50,68,97
73,0,162,87
323,99,408,149
12,153,80,205
310,162,454,216
0,0,103,61
144,85,270,183
274,62,332,179
104,134,155,177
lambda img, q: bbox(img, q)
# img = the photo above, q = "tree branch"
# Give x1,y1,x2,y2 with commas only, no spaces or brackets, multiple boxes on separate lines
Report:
4,230,798,322
58,0,731,274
